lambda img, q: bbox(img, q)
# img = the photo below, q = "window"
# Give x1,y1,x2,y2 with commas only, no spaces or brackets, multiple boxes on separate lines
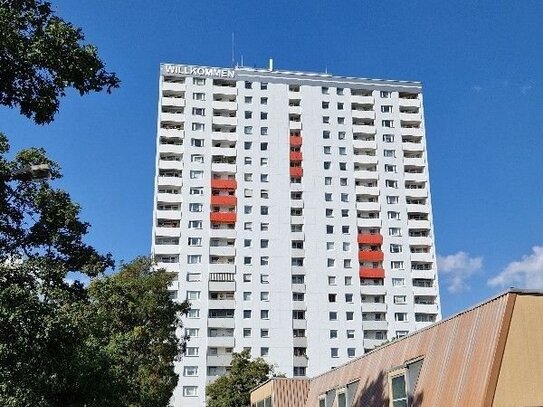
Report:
329,312,338,321
293,367,306,377
293,292,305,301
187,255,201,264
385,164,397,173
243,328,251,337
337,102,344,110
187,291,200,300
391,261,404,270
343,242,351,251
260,292,269,301
388,211,401,220
245,111,253,119
337,87,344,95
344,259,352,268
245,96,252,103
187,309,200,318
339,162,347,171
186,346,199,356
190,187,203,195
323,116,330,124
337,117,345,125
185,328,199,337
392,278,405,287
394,295,407,304
260,112,268,120
191,154,204,163
261,97,268,105
244,126,253,135
292,275,305,284
244,173,253,181
342,225,350,234
193,77,205,85
322,101,330,109
323,130,330,139
292,310,306,320
328,276,336,285
193,92,205,101
341,193,349,202
387,196,399,204
191,123,205,132
261,275,269,284
245,81,252,89
390,373,408,407
188,237,202,246
260,157,269,166
189,203,203,212
390,244,403,253
331,347,339,357
328,293,337,302
243,274,252,282
327,258,335,267
243,292,252,301
381,105,393,113
323,146,331,154
260,127,268,135
384,149,396,157
382,120,394,128
192,107,205,116
261,174,269,182
187,273,201,282
386,180,398,188
346,329,355,339
261,223,269,231
191,137,204,146
326,241,335,250
383,134,395,143
345,293,353,303
324,161,331,170
244,222,252,230
243,310,252,319
380,91,391,98
345,276,352,285
326,225,334,234
261,310,269,319
346,311,354,321
188,220,202,229
261,329,269,338
347,348,356,358
183,386,198,397
183,366,198,377
395,313,408,322
389,228,402,237
322,86,329,94
325,207,333,218
339,146,346,155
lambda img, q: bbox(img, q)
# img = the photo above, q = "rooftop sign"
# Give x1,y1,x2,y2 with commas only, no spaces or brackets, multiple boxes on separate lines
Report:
162,64,235,79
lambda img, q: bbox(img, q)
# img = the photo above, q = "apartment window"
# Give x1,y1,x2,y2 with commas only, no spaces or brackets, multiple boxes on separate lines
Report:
323,146,331,154
261,329,269,338
191,137,204,146
394,295,407,304
187,273,201,282
328,293,337,302
383,134,395,143
322,101,330,109
337,102,344,110
261,223,269,231
260,112,268,120
244,157,252,165
243,257,252,265
329,312,338,321
293,292,305,301
187,255,201,264
329,329,338,339
381,105,393,113
339,162,347,171
322,86,329,94
261,127,268,135
396,331,409,339
391,261,404,270
193,92,205,101
244,189,253,198
186,347,199,356
245,96,252,103
245,111,253,119
345,293,353,303
191,123,205,132
328,276,337,285
192,107,205,116
339,146,346,155
261,174,269,182
338,117,345,125
380,91,391,98
245,81,252,89
243,274,251,282
382,120,394,128
243,292,252,301
346,329,355,339
183,365,199,377
261,275,269,284
345,276,352,285
260,142,268,151
389,228,402,237
337,87,344,95
188,237,202,246
261,310,269,319
346,311,354,321
292,275,305,284
387,196,399,204
384,149,396,157
324,161,331,170
260,239,269,248
261,82,268,90
187,309,200,318
395,313,408,322
260,292,269,301
388,211,401,220
187,291,200,300
326,225,334,234
343,242,351,251
244,126,253,135
331,348,339,358
392,278,405,287
386,180,398,188
189,170,203,179
327,258,335,267
390,244,403,253
243,328,251,337
385,164,397,173
260,157,269,166
193,77,205,85
244,205,252,215
293,310,306,320
323,116,330,124
326,241,335,250
293,367,306,377
188,220,202,229
189,187,203,195
243,310,252,319
341,193,349,202
191,154,204,163
323,130,330,139
183,386,198,397
261,97,268,105
347,348,356,358
325,193,332,201
189,203,203,212
341,209,349,217
244,173,253,181
342,225,350,234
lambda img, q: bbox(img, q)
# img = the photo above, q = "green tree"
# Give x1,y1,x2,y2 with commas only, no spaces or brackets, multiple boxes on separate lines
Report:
206,349,278,407
0,0,120,124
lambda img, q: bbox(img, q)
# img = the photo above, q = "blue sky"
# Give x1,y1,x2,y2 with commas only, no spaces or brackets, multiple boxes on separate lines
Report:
1,0,542,316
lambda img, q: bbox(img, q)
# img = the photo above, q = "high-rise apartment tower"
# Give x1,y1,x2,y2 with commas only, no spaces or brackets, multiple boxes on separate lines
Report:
152,62,441,406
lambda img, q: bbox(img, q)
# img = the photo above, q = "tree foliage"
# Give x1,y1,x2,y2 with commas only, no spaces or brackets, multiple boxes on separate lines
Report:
206,350,278,407
0,136,188,406
0,0,120,124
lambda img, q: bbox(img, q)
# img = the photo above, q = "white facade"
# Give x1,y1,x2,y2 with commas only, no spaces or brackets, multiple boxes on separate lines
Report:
151,63,441,406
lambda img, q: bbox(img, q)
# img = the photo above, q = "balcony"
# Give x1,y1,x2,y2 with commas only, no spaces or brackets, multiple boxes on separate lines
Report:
207,354,232,367
212,85,237,95
359,251,384,262
352,124,376,134
357,234,383,245
210,212,236,224
353,139,377,150
363,338,387,350
211,195,236,206
352,110,375,120
162,81,186,92
351,95,374,105
211,179,237,190
290,167,303,177
290,151,303,161
157,176,183,187
208,263,236,273
158,143,184,155
161,96,185,107
359,267,385,278
360,285,386,296
212,100,237,111
362,320,388,331
213,115,237,126
211,146,236,157
290,136,303,147
153,245,179,255
209,245,235,257
160,112,185,123
207,336,235,348
289,121,302,130
209,228,236,239
361,302,387,313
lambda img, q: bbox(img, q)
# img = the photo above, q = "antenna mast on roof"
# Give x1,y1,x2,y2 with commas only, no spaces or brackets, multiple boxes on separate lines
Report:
231,32,235,68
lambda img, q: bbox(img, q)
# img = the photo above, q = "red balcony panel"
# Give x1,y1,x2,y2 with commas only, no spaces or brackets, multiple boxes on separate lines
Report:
290,136,303,147
358,250,384,262
290,151,303,161
210,212,237,223
290,167,304,177
359,267,385,279
211,179,237,190
357,233,383,245
210,195,237,206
